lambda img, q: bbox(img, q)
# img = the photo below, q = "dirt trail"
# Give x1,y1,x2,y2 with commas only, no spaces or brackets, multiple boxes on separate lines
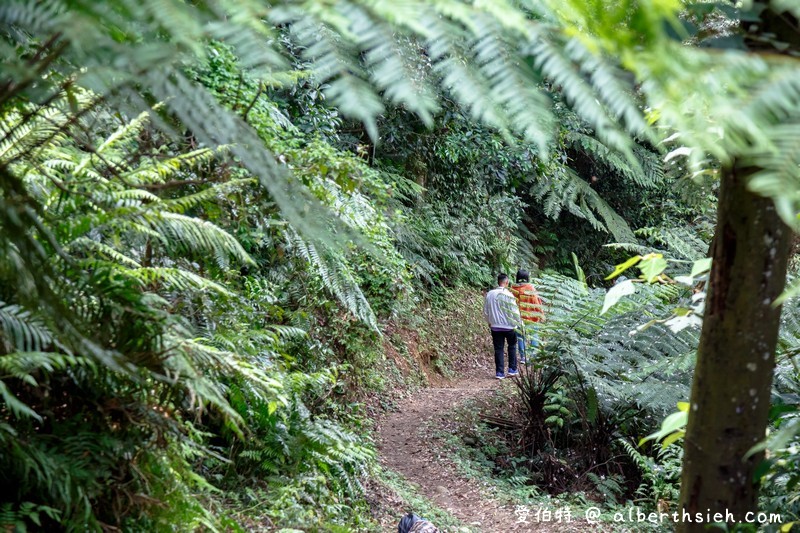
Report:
376,366,598,533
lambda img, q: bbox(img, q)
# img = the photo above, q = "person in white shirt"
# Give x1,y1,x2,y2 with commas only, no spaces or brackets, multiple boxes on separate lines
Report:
483,273,523,379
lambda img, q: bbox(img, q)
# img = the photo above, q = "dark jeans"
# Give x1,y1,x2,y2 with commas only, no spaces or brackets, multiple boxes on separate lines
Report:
491,329,517,374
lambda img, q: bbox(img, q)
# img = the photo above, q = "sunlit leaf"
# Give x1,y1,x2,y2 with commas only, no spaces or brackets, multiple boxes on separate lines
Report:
605,255,642,280
601,279,636,315
639,254,667,282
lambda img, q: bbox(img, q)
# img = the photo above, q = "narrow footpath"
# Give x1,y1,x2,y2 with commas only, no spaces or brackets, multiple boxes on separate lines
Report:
376,366,599,532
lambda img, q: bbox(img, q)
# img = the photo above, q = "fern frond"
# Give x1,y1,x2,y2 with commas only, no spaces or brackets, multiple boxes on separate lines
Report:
128,211,253,268
160,178,255,214
632,226,708,261
124,148,221,186
535,273,697,415
0,302,53,353
0,351,93,378
567,131,661,189
528,33,637,161
339,3,439,127
0,380,41,421
279,9,385,140
127,268,231,295
286,230,377,330
95,109,151,155
533,167,636,242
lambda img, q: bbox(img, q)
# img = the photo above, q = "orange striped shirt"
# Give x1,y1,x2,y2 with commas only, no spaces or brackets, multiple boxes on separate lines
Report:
510,283,544,323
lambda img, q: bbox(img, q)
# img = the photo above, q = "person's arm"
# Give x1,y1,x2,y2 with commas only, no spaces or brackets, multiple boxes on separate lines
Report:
500,291,524,330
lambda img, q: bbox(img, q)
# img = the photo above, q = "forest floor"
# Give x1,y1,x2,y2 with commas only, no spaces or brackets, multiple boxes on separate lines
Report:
363,290,606,532
371,360,604,532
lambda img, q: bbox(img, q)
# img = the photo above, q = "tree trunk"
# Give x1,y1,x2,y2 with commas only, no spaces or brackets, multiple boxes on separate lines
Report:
677,162,793,531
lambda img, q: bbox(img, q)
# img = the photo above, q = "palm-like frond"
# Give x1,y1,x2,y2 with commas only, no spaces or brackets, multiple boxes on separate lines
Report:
545,1,800,229
567,131,663,189
286,230,377,330
533,166,637,243
535,273,697,415
0,302,54,353
1,0,650,228
0,86,384,528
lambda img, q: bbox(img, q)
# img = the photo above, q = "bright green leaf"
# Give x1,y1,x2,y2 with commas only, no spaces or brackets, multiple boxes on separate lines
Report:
638,254,667,282
661,431,684,448
690,257,712,278
605,255,642,280
640,409,688,446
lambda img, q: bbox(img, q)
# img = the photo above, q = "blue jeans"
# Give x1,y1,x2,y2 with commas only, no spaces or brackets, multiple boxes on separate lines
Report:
518,331,539,362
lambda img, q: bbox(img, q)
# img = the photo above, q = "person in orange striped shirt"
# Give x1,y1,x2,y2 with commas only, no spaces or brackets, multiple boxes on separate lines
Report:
509,269,544,364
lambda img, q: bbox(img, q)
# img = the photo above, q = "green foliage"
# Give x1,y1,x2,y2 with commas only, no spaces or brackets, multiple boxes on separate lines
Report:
3,0,778,528
552,0,800,231
373,106,533,287
535,273,697,415
192,43,412,325
222,378,375,528
0,99,247,529
586,472,626,505
435,397,543,504
374,95,681,283
494,273,800,515
0,501,61,532
752,312,800,526
536,169,632,243
620,438,682,509
390,191,523,287
442,272,700,507
0,81,401,529
0,0,663,259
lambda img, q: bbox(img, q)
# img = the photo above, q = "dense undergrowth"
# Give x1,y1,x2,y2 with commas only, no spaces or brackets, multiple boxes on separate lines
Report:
446,274,696,508
444,273,800,531
2,4,799,532
0,45,710,533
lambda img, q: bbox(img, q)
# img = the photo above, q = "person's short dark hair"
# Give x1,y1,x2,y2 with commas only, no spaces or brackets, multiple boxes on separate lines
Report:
498,273,509,285
516,269,530,283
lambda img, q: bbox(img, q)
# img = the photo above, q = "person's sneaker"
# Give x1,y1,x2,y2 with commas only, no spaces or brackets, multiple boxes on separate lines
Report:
507,369,519,377
519,358,527,365
495,372,505,380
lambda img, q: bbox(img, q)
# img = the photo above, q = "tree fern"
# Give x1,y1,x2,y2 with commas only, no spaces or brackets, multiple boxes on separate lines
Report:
0,302,54,353
566,131,663,190
286,230,377,330
1,1,735,528
532,166,637,243
534,273,697,416
0,0,654,246
136,212,253,269
631,225,709,261
0,94,347,528
546,1,800,230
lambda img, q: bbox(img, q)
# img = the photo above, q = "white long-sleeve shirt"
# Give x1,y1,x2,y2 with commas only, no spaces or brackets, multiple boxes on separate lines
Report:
483,287,522,330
